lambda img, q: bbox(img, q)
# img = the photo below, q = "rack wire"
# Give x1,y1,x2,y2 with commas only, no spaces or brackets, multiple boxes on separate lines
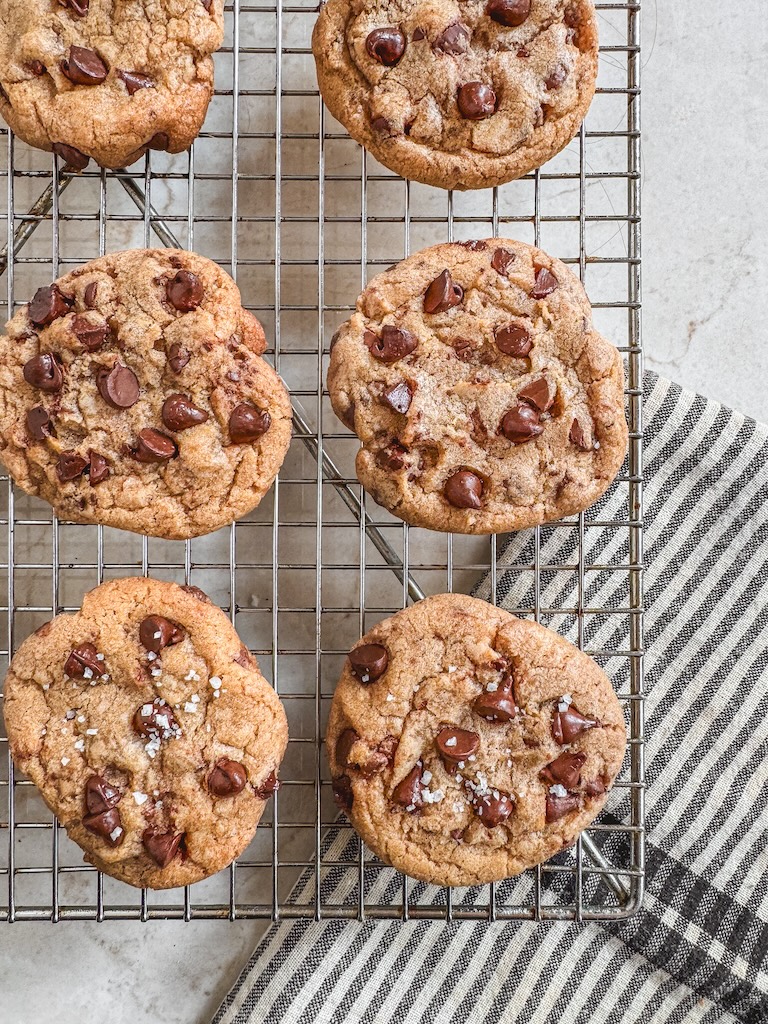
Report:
0,1,643,921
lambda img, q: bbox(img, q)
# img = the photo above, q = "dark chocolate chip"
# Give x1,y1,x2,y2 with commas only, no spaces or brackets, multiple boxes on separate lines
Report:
29,283,71,326
23,353,63,392
133,698,180,739
377,440,408,471
161,394,209,431
64,642,102,677
56,450,88,482
392,763,424,810
434,22,470,54
97,363,139,408
148,132,170,151
381,381,413,415
167,342,190,372
61,45,107,86
473,790,514,827
181,585,210,602
52,142,90,170
365,325,418,363
487,0,530,26
552,705,597,744
83,282,98,308
531,266,558,299
139,614,185,653
365,27,406,66
57,0,89,15
443,470,483,509
540,751,587,790
370,116,391,133
494,323,532,357
501,403,543,443
584,776,606,797
228,402,271,443
26,406,54,441
457,82,496,120
166,270,203,312
28,60,46,76
117,70,154,95
546,792,581,822
349,643,389,682
83,807,124,846
202,0,213,9
545,63,568,90
491,247,515,276
569,417,590,450
335,729,359,770
435,727,479,765
423,269,463,314
85,775,121,815
143,828,185,868
87,449,110,485
412,28,426,41
332,774,353,810
234,646,252,667
72,315,109,351
473,679,516,722
208,759,247,797
518,377,554,412
130,428,178,463
255,770,280,799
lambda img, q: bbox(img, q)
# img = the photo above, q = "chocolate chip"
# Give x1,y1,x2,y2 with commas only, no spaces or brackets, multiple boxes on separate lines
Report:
202,0,213,10
546,792,581,823
133,698,180,739
139,614,185,653
381,381,413,415
208,759,247,797
413,28,426,40
457,82,496,120
85,775,121,815
365,326,418,363
143,828,185,868
234,646,252,667
161,394,209,431
450,828,464,841
56,450,88,482
167,342,190,373
29,283,71,326
392,763,424,810
87,449,110,485
130,428,178,463
97,363,139,409
348,643,388,682
166,270,203,312
491,247,515,276
52,143,89,170
64,642,102,677
181,585,210,603
531,266,558,299
473,790,514,827
335,729,359,770
584,776,606,797
473,680,516,722
552,705,597,744
23,353,63,392
117,70,154,95
423,269,463,314
57,0,89,15
545,64,568,90
365,27,406,66
377,440,408,471
83,282,98,308
28,60,46,76
332,774,353,810
435,727,479,765
336,729,393,777
540,751,587,790
72,315,109,351
501,403,543,443
518,377,554,412
255,771,280,799
26,406,53,441
370,116,391,133
229,402,271,443
569,417,590,450
444,470,483,509
494,323,532,357
434,22,470,55
487,0,531,26
148,132,170,151
83,807,124,846
61,45,107,86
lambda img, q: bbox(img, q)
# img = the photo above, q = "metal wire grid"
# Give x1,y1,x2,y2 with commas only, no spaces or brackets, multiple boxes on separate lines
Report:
0,1,643,921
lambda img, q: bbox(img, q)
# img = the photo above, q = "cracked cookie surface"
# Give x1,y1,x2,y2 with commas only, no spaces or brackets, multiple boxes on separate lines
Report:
0,0,223,169
3,578,288,889
327,593,625,886
313,0,598,190
0,248,292,539
327,238,627,534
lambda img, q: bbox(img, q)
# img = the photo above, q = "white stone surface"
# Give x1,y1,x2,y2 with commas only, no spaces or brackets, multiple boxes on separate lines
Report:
2,3,766,1023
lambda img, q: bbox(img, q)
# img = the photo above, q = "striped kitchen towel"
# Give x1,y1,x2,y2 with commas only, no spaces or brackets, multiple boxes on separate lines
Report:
214,372,768,1024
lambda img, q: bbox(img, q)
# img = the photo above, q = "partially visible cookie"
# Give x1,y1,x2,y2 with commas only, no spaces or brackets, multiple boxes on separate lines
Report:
0,248,292,539
0,0,223,169
327,593,625,886
327,238,627,534
313,0,598,190
3,578,288,890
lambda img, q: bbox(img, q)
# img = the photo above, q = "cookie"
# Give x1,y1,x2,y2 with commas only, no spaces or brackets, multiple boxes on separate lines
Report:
327,593,625,886
0,0,223,170
327,238,627,534
3,578,288,889
313,0,597,190
0,248,292,539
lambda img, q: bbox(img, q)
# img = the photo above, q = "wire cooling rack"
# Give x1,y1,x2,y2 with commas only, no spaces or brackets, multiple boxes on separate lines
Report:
0,1,643,921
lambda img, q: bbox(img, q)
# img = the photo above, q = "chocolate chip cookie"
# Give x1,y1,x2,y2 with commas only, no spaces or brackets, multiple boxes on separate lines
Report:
313,0,598,190
3,578,288,889
0,248,292,539
0,0,223,170
327,593,625,886
327,238,627,534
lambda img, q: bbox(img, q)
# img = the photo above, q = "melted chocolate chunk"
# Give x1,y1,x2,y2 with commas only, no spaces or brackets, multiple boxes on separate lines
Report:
365,326,418,363
392,763,424,810
139,614,185,653
348,643,388,682
64,642,102,678
208,759,248,797
423,269,463,314
443,470,483,509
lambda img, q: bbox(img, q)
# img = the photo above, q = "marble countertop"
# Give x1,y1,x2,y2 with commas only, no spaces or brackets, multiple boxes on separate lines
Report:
2,2,767,1023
